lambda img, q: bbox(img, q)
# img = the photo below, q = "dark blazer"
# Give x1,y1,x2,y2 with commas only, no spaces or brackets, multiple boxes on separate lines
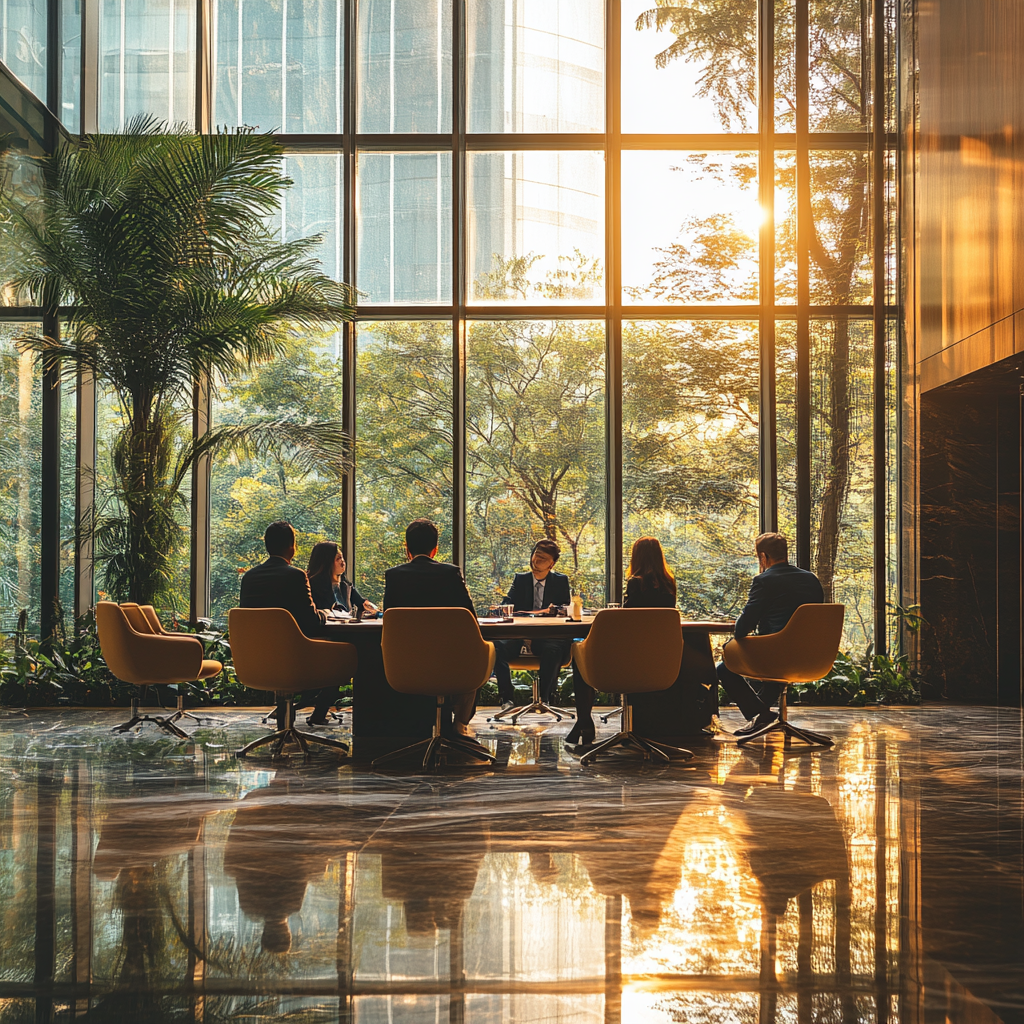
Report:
383,556,476,614
733,562,824,639
502,570,571,612
309,573,367,614
623,575,677,609
239,556,326,638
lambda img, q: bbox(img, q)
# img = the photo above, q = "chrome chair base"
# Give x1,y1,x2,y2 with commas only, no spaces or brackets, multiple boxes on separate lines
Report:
236,698,349,758
112,697,189,740
577,700,693,766
735,688,833,749
374,700,496,768
488,677,575,724
599,705,623,724
166,695,207,727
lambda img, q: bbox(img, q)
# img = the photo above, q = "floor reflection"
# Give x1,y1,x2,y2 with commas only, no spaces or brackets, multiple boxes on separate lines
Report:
0,706,1020,1024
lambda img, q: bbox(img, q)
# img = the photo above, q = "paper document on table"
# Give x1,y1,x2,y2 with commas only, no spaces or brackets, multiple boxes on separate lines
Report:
477,617,506,624
325,609,351,620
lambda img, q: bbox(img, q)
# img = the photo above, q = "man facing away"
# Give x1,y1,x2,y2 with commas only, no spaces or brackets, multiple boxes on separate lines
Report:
239,519,335,726
382,518,480,739
492,539,572,710
717,532,824,736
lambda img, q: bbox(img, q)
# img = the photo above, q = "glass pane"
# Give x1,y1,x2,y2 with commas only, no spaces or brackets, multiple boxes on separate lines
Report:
774,0,794,132
621,151,759,305
621,0,756,133
467,151,604,304
465,320,605,610
357,151,452,304
776,320,797,541
622,320,759,619
61,0,82,133
811,318,873,651
1,153,42,308
810,0,866,132
99,0,196,131
214,0,344,133
0,323,41,636
210,332,345,621
774,151,796,304
94,387,191,613
356,322,453,602
357,0,452,133
0,0,47,100
276,153,344,282
466,0,604,133
59,365,76,620
810,150,872,304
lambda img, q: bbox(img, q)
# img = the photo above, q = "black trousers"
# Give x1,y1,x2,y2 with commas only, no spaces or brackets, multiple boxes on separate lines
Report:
493,638,572,703
716,661,781,721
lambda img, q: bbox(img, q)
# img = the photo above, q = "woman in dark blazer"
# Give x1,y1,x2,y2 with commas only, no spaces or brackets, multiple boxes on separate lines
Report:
306,542,378,618
566,537,678,751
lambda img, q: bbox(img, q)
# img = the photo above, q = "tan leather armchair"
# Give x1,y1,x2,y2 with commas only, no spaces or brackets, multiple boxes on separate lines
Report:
372,607,497,769
571,608,693,765
96,601,222,739
723,603,845,748
228,607,356,759
119,603,221,726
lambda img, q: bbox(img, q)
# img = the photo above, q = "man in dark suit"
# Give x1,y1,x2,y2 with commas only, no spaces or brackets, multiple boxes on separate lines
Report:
717,532,825,735
239,520,330,725
382,518,479,736
492,539,573,708
239,521,327,637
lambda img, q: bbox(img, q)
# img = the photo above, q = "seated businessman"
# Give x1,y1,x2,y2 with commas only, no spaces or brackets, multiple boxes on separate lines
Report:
239,519,339,727
716,532,824,736
492,538,573,709
382,518,479,738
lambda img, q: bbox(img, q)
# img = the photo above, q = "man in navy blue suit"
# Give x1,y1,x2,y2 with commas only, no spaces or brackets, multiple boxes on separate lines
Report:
718,532,824,735
493,539,573,708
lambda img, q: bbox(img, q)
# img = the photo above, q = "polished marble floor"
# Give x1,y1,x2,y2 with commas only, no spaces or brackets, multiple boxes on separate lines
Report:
0,705,1021,1024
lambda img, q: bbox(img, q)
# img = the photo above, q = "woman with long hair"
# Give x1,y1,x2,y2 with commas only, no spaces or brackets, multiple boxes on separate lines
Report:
623,536,677,608
565,536,679,751
306,541,378,618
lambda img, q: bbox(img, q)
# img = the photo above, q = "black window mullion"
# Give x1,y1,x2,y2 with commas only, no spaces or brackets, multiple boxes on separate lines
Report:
795,0,812,571
759,0,777,535
452,0,467,570
872,0,887,653
606,0,622,604
342,0,358,576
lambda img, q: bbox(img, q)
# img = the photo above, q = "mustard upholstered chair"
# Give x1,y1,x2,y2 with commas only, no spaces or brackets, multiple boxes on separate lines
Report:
228,608,357,758
96,601,222,740
722,604,845,748
371,607,498,769
486,649,575,725
120,603,220,726
571,608,692,766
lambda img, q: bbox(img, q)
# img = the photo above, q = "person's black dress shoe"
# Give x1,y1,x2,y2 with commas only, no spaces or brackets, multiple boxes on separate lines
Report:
306,712,329,727
734,710,779,736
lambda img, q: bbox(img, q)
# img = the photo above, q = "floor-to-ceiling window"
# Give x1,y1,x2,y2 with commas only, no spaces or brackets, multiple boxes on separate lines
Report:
1,0,897,652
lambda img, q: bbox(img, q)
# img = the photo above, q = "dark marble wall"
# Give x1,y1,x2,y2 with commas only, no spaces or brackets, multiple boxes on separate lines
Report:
920,368,1021,704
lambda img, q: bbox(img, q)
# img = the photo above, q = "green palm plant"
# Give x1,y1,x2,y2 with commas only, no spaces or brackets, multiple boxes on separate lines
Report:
8,117,354,606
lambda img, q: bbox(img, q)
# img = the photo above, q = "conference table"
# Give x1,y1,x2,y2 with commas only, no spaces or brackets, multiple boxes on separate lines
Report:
325,614,736,745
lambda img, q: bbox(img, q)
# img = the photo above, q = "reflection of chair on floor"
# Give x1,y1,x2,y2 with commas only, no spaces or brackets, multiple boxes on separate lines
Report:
223,774,395,953
92,793,226,881
571,609,693,765
229,608,355,759
723,603,845,748
371,817,488,940
487,649,575,724
729,765,852,1024
97,601,223,740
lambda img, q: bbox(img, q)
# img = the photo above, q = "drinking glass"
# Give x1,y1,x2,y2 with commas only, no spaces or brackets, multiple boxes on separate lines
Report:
500,604,515,621
606,602,622,609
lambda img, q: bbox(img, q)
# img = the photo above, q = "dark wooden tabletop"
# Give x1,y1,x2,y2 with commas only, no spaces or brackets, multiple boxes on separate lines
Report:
325,614,736,639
